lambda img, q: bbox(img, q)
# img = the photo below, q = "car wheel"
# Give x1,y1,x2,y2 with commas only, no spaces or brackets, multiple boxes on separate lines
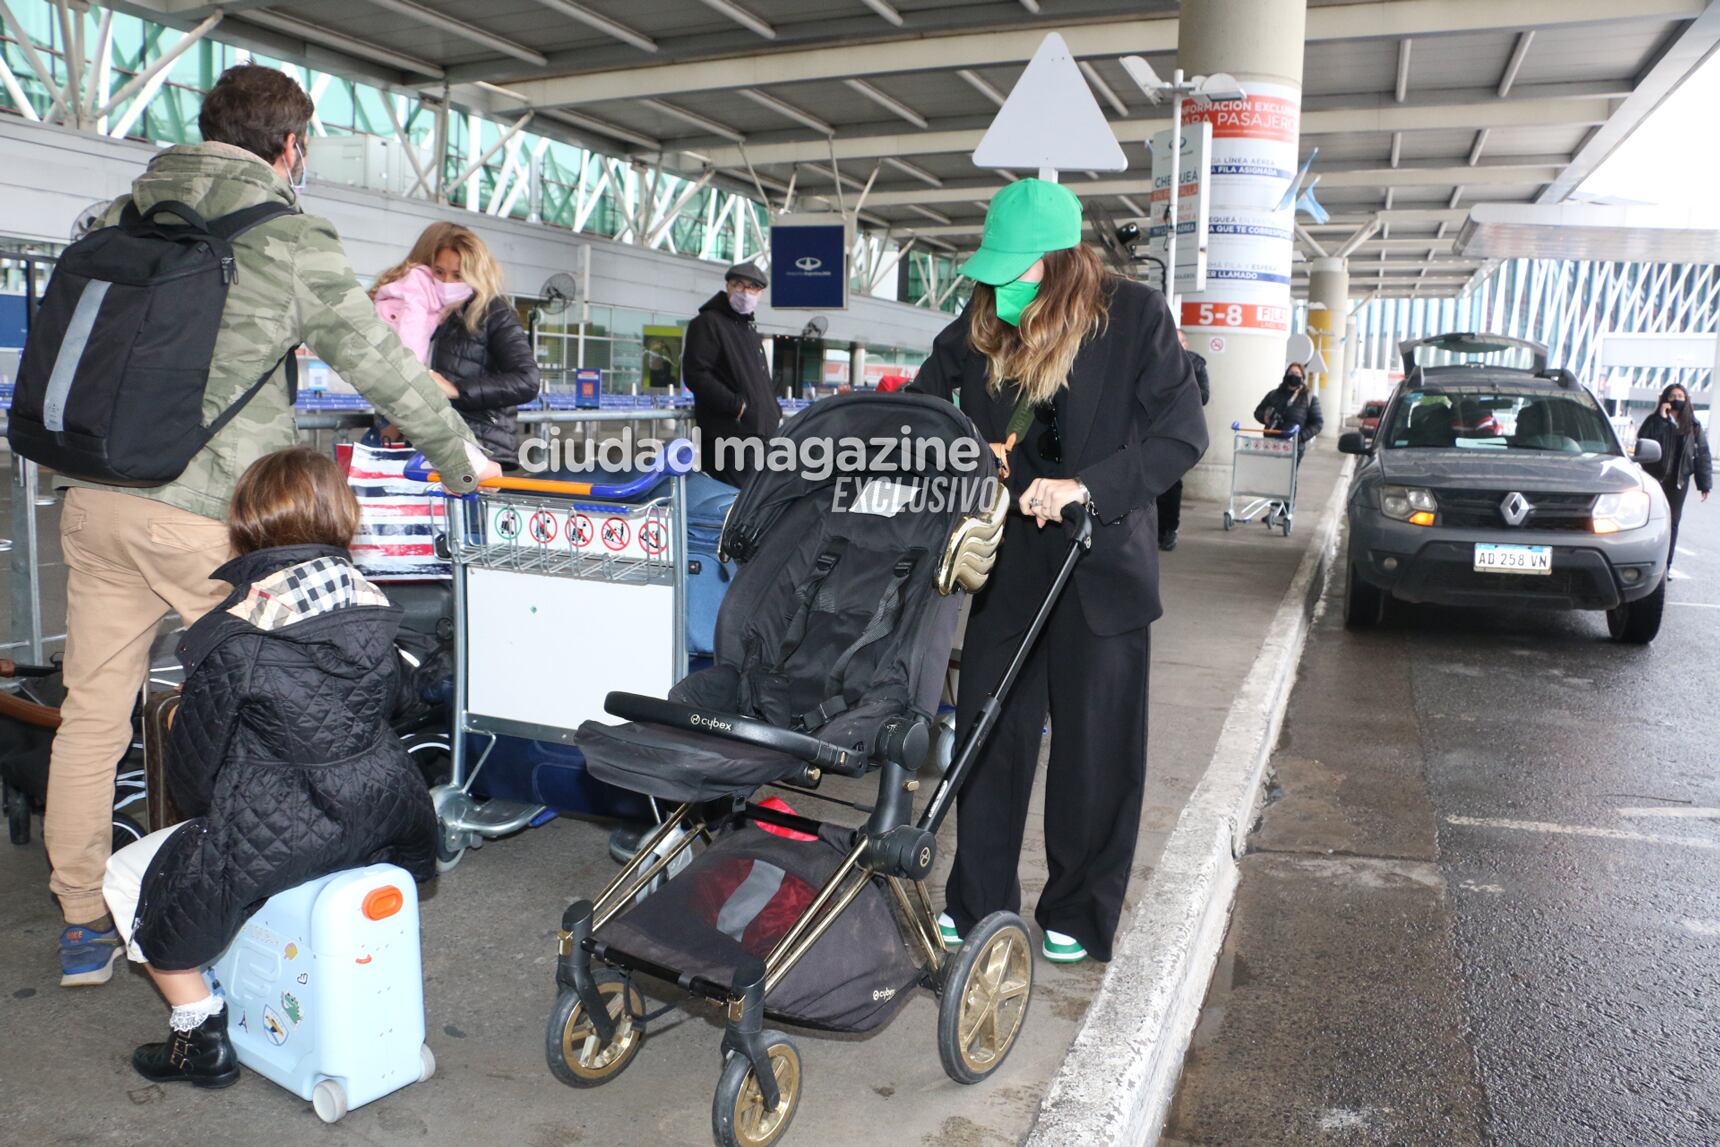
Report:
1344,561,1386,629
1607,577,1664,645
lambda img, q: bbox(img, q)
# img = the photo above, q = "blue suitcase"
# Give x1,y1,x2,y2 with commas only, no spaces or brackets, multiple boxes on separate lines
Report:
204,864,433,1122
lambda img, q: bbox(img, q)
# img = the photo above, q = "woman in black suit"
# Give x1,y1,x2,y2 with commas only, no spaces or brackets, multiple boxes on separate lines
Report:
911,179,1208,963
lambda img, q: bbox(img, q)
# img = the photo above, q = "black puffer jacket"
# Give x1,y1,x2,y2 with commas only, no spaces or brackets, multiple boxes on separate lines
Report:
431,296,539,464
132,545,435,970
1254,382,1324,448
683,291,782,487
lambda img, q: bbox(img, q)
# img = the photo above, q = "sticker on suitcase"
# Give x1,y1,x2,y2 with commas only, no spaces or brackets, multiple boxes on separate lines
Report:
281,992,303,1026
262,1006,289,1045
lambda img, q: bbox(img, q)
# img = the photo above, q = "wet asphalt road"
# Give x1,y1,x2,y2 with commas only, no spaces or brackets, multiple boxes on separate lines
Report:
1168,498,1720,1146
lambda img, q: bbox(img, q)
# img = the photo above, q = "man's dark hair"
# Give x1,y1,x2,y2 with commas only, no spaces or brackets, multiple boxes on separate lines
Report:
198,65,314,164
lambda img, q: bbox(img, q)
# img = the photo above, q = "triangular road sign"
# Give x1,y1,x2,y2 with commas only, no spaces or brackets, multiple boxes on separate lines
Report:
973,32,1127,179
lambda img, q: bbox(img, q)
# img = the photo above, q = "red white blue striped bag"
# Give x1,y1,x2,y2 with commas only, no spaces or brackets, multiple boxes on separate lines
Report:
339,442,448,580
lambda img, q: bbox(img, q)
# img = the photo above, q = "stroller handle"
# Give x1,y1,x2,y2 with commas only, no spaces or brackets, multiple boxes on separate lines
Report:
0,659,56,679
403,445,693,499
603,692,865,778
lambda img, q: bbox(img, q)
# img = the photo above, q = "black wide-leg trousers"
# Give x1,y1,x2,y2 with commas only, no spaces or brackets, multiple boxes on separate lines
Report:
944,577,1150,963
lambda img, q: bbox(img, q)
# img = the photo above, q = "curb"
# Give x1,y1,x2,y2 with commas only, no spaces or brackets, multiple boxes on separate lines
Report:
1025,456,1356,1147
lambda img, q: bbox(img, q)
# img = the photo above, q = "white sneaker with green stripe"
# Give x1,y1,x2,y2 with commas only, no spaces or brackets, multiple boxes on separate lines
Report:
936,912,963,948
1041,929,1088,963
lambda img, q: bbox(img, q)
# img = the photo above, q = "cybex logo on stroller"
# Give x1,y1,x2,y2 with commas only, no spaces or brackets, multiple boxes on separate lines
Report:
872,987,896,1002
689,713,733,733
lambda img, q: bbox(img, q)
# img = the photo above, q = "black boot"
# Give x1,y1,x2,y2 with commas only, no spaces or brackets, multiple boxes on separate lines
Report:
1158,529,1178,552
132,1008,241,1089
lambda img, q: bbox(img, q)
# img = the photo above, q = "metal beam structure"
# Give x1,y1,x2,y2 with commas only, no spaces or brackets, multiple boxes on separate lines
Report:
503,0,1701,105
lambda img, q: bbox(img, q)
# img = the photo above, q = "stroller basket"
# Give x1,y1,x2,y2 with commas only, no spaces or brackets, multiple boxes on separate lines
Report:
595,825,920,1033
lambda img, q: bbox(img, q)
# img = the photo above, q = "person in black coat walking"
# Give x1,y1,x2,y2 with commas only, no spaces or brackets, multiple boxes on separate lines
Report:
1255,361,1323,458
1636,382,1712,563
374,223,540,466
684,261,782,487
910,178,1207,964
1157,329,1211,550
102,447,436,1089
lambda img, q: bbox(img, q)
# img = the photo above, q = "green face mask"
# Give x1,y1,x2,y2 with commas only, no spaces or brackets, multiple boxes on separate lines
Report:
994,278,1041,326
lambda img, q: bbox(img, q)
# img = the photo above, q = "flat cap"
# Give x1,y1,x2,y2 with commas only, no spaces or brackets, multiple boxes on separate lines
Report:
725,260,768,289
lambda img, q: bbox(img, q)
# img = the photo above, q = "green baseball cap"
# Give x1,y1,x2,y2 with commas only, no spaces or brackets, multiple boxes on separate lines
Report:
958,178,1083,286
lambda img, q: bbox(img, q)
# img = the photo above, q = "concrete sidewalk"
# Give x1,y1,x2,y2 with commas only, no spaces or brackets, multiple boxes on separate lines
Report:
0,445,1347,1147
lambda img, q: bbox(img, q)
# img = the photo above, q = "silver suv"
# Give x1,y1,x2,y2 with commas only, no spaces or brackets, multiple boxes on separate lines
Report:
1340,333,1671,644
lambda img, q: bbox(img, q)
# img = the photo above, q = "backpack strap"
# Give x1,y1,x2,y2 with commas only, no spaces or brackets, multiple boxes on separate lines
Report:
208,201,300,241
200,347,299,445
119,199,214,241
190,203,302,441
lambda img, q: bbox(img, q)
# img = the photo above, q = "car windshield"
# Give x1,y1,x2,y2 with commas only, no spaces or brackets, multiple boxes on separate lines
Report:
1382,384,1618,454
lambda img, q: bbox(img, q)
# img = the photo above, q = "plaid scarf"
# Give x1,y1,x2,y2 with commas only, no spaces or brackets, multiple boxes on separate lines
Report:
227,555,391,632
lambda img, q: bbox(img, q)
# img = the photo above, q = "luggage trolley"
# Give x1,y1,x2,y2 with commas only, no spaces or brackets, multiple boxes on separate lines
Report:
1223,421,1301,537
404,456,693,869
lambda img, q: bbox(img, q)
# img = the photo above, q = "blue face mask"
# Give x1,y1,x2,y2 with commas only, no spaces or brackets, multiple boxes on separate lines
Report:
994,278,1041,326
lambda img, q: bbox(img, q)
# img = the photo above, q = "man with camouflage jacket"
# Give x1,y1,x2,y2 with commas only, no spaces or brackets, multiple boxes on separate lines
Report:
48,64,499,988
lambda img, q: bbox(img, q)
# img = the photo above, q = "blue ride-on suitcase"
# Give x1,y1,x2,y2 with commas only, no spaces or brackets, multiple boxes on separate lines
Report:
204,864,434,1122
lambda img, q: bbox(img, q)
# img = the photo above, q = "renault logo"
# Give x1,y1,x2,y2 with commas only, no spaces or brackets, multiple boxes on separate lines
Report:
1500,492,1532,527
795,256,823,271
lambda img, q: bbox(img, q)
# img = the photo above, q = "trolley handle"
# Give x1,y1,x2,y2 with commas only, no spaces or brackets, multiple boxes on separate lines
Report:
0,659,57,679
403,445,691,499
1231,421,1301,438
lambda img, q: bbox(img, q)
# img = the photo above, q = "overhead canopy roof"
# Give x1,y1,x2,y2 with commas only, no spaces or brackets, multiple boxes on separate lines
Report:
107,0,1720,297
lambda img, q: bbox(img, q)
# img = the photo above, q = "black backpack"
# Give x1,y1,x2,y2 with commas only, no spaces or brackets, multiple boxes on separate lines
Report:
8,198,299,487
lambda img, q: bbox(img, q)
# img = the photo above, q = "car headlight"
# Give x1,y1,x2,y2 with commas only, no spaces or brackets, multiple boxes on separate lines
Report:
1379,485,1437,525
1593,488,1651,534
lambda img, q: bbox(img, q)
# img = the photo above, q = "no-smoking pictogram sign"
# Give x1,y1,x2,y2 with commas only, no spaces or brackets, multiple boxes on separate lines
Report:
601,517,630,551
528,510,558,545
568,513,594,548
638,519,667,556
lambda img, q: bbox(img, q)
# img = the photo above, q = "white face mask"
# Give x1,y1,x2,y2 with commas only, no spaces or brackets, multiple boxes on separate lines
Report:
289,139,307,193
728,287,760,315
439,280,474,307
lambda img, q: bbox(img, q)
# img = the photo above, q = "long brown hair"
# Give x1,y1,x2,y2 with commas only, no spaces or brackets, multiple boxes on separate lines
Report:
371,222,504,336
228,446,360,554
1660,384,1696,436
967,245,1113,404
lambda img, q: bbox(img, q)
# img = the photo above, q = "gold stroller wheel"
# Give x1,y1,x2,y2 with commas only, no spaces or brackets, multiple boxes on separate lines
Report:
938,911,1033,1084
713,1031,802,1147
545,973,645,1087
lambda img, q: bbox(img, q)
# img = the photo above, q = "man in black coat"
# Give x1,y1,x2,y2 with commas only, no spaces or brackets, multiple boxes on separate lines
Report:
683,261,782,487
1157,329,1211,550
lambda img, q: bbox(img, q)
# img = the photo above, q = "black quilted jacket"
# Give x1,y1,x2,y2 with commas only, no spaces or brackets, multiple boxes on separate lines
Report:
132,545,436,970
431,296,540,464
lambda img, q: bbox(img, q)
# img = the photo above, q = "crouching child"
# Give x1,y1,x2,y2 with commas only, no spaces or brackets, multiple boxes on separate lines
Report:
102,445,437,1086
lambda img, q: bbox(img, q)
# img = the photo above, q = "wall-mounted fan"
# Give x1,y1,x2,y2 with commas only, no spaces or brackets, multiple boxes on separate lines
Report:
71,200,109,241
801,316,828,341
539,271,581,315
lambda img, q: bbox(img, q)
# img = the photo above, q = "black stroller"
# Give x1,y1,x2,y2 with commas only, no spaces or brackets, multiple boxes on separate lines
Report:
544,393,1094,1146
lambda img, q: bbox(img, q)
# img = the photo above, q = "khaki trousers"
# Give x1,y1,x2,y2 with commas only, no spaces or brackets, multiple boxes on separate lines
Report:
45,488,232,925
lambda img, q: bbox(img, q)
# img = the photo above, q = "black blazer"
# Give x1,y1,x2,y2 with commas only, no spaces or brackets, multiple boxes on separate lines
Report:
911,278,1208,634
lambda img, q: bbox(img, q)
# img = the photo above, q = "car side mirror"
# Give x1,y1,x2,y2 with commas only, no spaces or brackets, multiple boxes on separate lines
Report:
1633,438,1662,466
1338,431,1369,456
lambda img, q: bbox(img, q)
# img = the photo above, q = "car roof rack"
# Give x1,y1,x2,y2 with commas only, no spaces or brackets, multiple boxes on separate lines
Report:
1399,332,1549,376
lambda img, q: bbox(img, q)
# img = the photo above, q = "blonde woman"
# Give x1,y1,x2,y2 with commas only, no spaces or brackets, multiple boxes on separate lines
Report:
372,222,539,465
911,179,1207,964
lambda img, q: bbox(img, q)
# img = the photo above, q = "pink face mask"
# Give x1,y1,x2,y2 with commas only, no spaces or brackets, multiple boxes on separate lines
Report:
439,280,474,307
